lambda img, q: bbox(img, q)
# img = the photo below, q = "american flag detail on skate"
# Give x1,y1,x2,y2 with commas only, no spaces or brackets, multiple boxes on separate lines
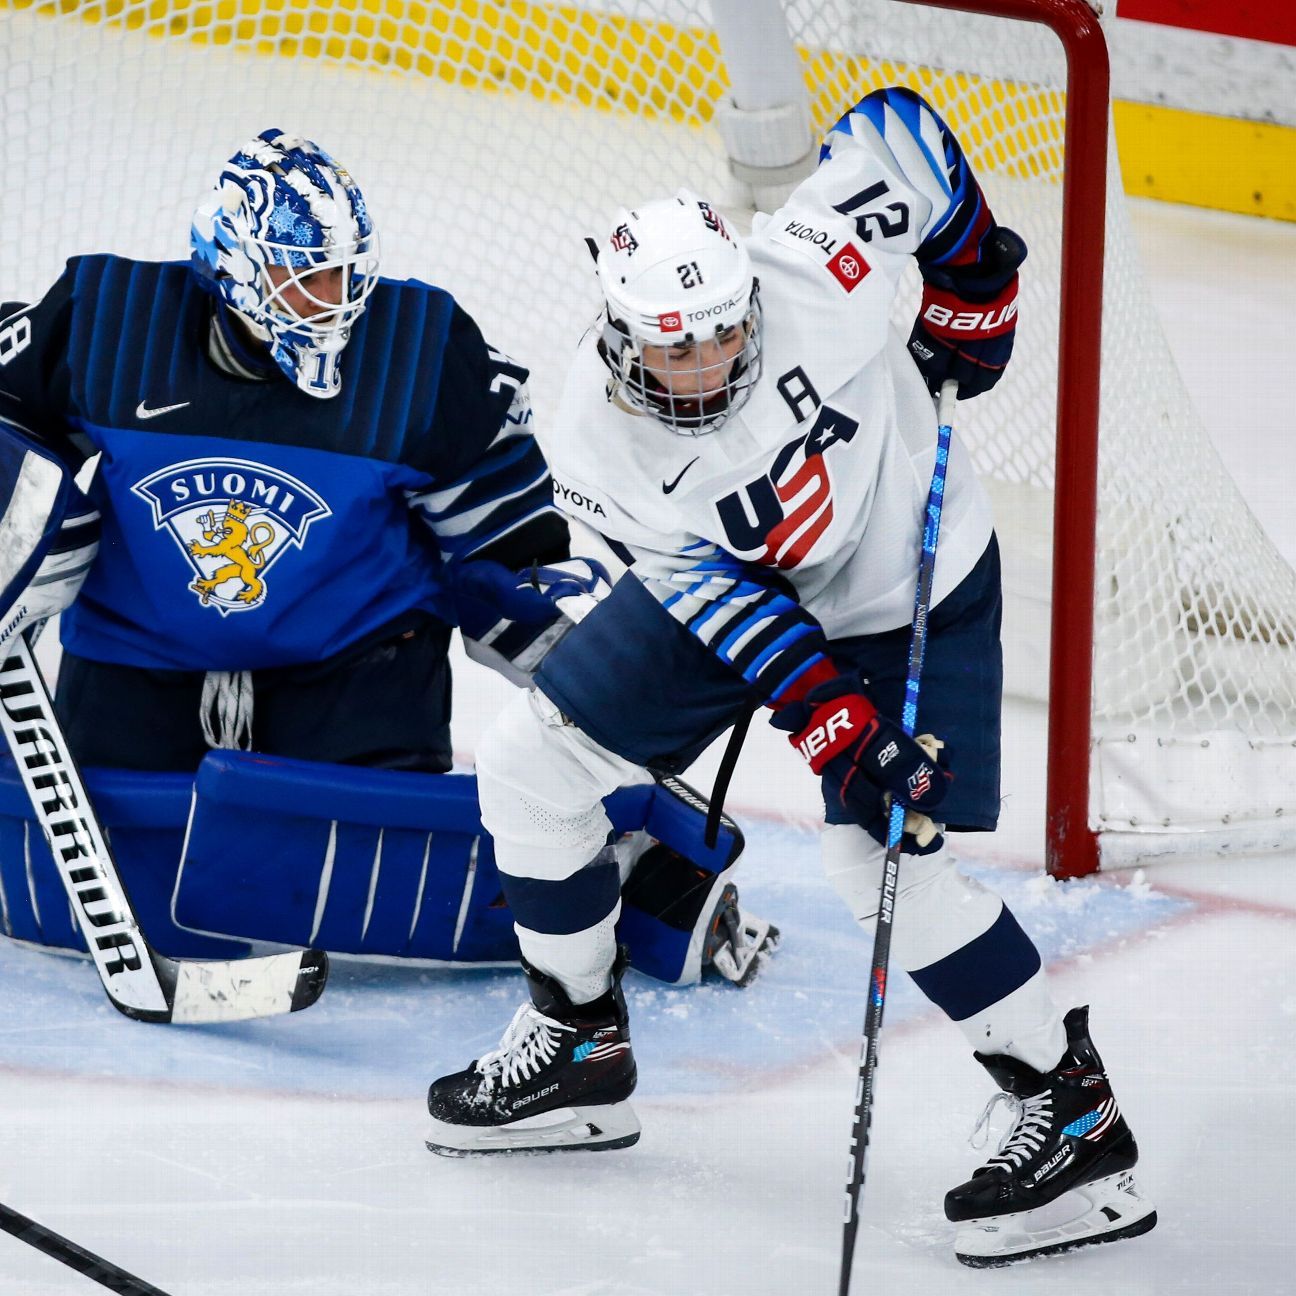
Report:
572,1039,630,1064
1062,1097,1121,1140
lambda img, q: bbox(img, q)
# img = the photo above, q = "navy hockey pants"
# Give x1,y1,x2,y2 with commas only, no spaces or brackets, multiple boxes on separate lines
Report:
537,536,1003,840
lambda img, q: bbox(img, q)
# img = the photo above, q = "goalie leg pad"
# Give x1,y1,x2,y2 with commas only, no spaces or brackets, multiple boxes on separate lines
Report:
173,751,521,962
175,746,709,976
2,727,769,983
615,777,776,986
0,758,248,959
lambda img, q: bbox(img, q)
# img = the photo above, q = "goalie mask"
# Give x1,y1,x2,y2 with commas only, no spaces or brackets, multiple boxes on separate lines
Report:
596,190,761,435
190,129,380,399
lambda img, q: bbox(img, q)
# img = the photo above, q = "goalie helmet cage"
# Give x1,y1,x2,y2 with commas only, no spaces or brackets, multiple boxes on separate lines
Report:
2,0,1293,877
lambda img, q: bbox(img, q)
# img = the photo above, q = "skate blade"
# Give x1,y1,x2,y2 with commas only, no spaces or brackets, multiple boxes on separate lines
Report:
955,1170,1157,1267
426,1100,640,1157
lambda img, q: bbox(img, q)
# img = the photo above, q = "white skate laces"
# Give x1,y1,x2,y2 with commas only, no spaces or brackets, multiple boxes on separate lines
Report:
473,1005,574,1097
970,1089,1054,1171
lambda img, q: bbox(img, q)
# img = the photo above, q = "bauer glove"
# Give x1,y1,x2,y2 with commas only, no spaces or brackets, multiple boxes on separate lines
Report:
908,225,1027,400
770,671,951,823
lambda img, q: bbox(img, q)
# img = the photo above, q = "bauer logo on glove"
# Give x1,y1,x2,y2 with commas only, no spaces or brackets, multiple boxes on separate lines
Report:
795,702,860,763
771,670,952,822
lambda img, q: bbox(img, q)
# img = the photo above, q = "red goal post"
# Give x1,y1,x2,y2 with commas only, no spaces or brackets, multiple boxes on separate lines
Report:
886,0,1112,878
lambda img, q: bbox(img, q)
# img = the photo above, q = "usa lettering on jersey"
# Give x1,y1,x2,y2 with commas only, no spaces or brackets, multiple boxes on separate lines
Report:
715,399,859,570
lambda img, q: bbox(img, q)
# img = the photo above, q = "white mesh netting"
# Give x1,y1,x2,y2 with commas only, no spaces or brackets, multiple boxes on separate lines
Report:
2,0,1293,860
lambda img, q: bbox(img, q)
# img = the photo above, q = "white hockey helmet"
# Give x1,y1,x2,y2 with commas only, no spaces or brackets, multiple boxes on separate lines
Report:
595,190,761,435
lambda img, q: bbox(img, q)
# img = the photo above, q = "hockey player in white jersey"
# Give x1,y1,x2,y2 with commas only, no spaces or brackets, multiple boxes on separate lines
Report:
425,87,1156,1266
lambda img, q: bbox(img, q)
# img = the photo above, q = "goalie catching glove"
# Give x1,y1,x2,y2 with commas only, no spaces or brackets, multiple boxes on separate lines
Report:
771,670,951,825
445,557,611,683
908,225,1026,400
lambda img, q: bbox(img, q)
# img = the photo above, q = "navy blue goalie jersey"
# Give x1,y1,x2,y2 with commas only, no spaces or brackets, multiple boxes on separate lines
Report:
0,255,563,671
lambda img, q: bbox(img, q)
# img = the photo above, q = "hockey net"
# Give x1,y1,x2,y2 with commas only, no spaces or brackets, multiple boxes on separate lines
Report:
2,0,1293,874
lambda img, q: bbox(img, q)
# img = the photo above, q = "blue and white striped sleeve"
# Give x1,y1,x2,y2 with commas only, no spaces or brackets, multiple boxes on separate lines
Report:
818,86,1001,279
407,379,561,562
637,543,831,706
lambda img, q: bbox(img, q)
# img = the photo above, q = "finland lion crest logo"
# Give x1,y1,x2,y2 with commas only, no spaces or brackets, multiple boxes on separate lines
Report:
132,458,330,614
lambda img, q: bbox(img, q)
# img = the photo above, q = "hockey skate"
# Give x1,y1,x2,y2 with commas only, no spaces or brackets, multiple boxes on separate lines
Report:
426,952,639,1156
622,842,779,987
946,1006,1157,1267
704,881,779,985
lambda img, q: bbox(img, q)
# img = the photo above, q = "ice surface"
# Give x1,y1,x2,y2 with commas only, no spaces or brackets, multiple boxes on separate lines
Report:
4,848,1295,1294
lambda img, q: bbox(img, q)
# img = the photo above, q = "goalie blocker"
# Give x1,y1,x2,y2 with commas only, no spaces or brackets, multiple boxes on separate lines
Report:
0,752,770,986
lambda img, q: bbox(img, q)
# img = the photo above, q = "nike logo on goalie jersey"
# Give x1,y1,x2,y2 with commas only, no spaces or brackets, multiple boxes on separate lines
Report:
136,399,192,420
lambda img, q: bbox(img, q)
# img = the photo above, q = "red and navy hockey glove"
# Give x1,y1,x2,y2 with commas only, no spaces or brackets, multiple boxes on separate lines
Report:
771,671,951,822
908,225,1027,400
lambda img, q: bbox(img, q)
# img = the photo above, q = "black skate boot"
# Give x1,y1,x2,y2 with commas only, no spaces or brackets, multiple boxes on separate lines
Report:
426,950,638,1156
946,1005,1157,1267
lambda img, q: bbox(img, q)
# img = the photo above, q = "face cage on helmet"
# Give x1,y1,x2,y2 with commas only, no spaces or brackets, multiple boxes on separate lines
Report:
611,293,763,436
250,232,381,354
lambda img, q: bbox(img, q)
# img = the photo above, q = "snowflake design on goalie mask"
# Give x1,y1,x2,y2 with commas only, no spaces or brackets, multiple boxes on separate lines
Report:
189,129,380,399
348,188,371,234
267,200,312,245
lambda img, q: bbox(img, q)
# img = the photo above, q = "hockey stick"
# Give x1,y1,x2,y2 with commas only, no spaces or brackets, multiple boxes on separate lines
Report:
0,1199,174,1296
838,380,957,1295
0,616,328,1023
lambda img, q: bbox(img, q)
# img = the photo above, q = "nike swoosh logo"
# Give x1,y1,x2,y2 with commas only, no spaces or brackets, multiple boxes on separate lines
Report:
136,399,191,420
662,457,700,495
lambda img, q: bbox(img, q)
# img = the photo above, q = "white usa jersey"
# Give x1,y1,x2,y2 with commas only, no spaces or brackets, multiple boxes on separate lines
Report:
542,88,998,704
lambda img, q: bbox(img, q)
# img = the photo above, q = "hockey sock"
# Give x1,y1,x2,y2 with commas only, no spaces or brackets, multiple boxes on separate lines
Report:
821,826,1066,1069
515,906,620,1006
952,968,1066,1073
